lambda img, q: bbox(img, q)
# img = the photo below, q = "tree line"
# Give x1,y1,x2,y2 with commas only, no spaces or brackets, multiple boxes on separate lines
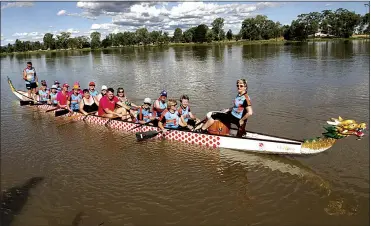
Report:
1,8,369,54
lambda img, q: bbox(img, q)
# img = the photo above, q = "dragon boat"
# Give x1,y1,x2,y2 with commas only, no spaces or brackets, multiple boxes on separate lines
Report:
7,77,367,155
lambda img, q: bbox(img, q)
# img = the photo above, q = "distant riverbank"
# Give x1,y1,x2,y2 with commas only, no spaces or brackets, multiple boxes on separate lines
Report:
1,36,368,56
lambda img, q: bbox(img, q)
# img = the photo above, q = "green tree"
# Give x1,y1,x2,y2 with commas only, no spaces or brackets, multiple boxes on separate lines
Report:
226,29,233,41
194,24,208,43
43,33,55,50
211,17,225,41
173,28,183,43
90,31,101,49
206,30,214,43
183,29,193,43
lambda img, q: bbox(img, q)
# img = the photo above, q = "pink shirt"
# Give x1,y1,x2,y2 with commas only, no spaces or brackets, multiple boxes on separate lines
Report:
98,96,119,116
56,91,69,106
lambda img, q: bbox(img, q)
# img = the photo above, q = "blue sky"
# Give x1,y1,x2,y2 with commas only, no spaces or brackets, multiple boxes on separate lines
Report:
1,1,369,46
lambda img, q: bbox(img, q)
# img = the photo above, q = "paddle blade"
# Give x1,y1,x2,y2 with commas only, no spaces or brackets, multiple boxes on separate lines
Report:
135,130,160,141
20,100,35,106
55,109,69,117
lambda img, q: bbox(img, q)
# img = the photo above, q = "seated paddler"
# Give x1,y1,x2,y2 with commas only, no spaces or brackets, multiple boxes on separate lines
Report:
153,90,168,118
195,79,253,137
98,88,127,120
67,84,82,114
158,99,188,132
177,94,200,130
79,89,99,115
37,80,49,104
136,98,156,125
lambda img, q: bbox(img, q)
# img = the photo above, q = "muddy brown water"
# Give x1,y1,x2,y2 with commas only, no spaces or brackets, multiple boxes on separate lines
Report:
1,40,369,226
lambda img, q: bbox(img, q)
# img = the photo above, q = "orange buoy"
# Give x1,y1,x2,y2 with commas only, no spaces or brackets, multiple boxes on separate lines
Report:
208,120,230,136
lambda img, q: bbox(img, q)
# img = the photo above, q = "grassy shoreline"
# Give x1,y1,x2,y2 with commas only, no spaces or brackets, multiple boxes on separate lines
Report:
1,36,369,56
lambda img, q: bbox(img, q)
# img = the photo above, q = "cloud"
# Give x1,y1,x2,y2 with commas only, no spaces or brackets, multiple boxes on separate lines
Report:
57,9,96,20
1,2,34,10
57,9,66,16
325,3,332,6
107,2,280,34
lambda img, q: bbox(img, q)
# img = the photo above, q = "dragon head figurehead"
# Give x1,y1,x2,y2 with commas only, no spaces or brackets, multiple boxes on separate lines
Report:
324,116,367,140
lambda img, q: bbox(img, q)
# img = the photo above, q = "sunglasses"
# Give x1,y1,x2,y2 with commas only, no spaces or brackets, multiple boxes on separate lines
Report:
236,84,245,88
118,91,124,93
171,104,177,107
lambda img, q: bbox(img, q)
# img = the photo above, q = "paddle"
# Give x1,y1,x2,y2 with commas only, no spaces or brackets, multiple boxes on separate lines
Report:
19,100,45,106
120,119,155,139
136,130,163,141
55,109,70,117
45,107,60,112
57,111,97,127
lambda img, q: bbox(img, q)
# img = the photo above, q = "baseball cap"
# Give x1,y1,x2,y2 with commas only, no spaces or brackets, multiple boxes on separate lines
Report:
54,80,60,84
51,85,57,89
144,98,152,104
63,83,69,88
160,90,167,97
101,85,107,90
41,80,47,85
89,81,95,86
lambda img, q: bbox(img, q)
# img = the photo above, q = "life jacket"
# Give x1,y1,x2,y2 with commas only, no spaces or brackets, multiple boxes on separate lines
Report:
177,105,191,122
89,90,99,97
231,92,251,119
38,89,49,101
153,98,167,117
70,93,82,111
24,67,36,83
50,92,58,104
159,109,179,129
138,106,153,123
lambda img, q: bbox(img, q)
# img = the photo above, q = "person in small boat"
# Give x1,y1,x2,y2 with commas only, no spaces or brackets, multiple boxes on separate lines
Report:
88,81,99,97
79,89,99,115
67,84,82,114
153,90,168,118
49,85,58,105
69,81,84,96
54,80,62,92
37,81,49,103
96,85,107,102
177,94,200,130
116,87,139,119
196,79,253,137
136,98,156,125
98,88,127,119
56,83,70,109
158,99,188,132
22,61,38,100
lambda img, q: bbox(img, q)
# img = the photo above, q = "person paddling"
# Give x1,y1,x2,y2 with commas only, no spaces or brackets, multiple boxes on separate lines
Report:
96,85,107,102
196,79,253,137
177,95,200,130
88,82,99,98
56,83,70,109
67,84,82,114
158,99,188,132
37,81,49,103
153,90,168,118
79,89,99,115
136,98,155,125
49,85,58,105
22,61,38,100
98,88,127,120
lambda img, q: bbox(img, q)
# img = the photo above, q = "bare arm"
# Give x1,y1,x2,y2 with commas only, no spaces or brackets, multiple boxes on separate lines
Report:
240,106,253,121
79,100,88,115
22,70,27,81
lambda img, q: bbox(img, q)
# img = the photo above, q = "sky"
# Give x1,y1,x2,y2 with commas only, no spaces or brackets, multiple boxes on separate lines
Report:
1,1,369,46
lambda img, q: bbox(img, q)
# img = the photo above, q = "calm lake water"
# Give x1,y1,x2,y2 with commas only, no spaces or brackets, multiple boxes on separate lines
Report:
1,40,369,226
